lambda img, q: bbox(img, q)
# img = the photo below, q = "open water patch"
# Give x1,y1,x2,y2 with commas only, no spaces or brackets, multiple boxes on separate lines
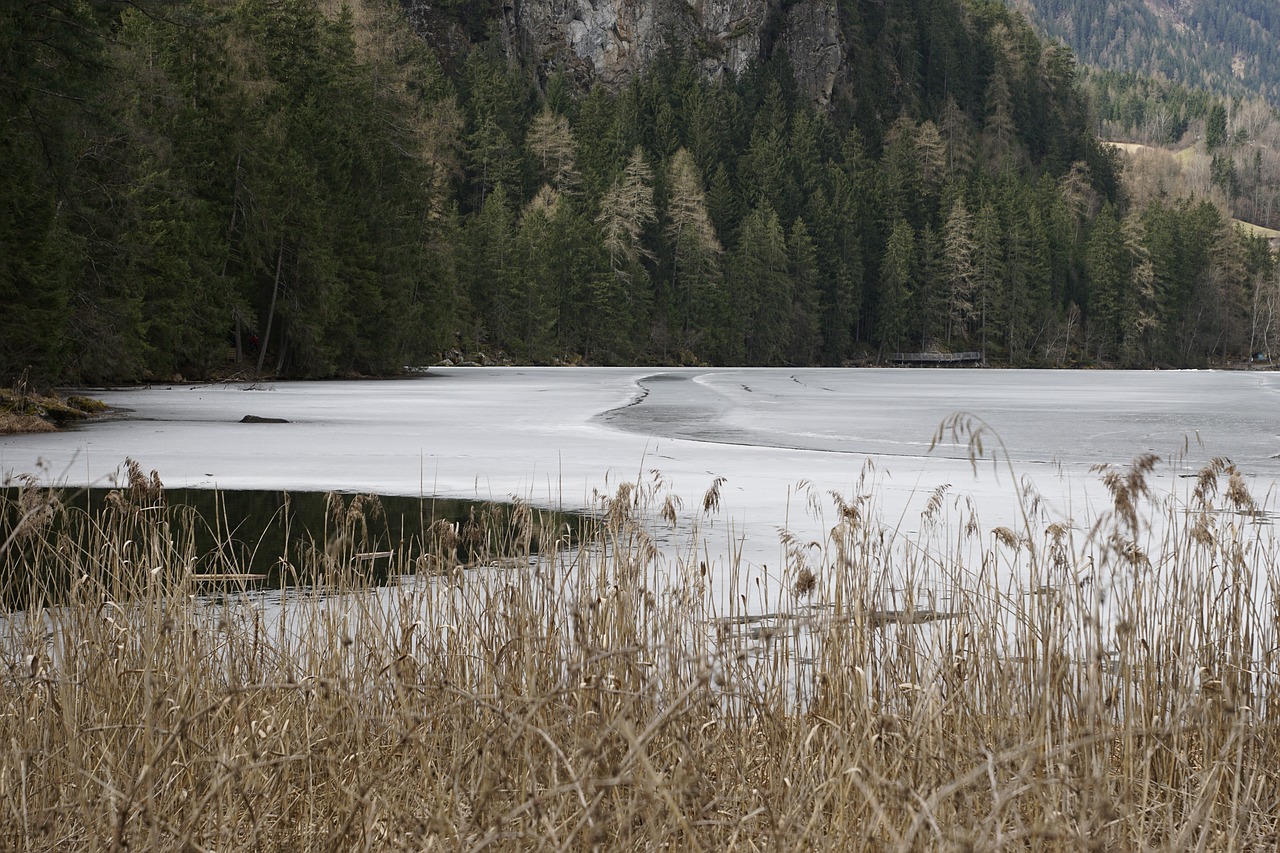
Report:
596,371,763,446
597,371,879,456
1,486,583,607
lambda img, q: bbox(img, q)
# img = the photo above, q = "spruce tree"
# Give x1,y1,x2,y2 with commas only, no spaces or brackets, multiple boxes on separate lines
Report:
666,148,723,346
876,219,916,353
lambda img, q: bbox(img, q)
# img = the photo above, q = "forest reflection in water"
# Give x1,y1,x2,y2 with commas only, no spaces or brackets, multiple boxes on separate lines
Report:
2,485,582,602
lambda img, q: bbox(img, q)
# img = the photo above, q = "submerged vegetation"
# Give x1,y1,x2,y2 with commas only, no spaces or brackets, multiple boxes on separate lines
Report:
3,452,1278,850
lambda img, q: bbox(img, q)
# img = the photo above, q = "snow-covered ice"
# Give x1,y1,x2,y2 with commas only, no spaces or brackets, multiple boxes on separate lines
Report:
4,367,1279,606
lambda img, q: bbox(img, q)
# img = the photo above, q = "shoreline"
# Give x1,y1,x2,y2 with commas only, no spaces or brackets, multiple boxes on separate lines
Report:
0,388,109,435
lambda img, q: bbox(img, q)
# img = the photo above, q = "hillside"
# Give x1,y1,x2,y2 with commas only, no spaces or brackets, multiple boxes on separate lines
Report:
1008,0,1280,105
1085,68,1280,234
1,0,1275,385
1107,140,1280,238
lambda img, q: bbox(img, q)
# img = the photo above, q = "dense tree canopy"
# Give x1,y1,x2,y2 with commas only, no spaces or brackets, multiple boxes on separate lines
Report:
2,0,460,382
1,0,1275,384
1009,0,1280,107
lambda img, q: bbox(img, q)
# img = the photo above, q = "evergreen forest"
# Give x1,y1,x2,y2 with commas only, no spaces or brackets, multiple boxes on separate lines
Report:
1009,0,1280,107
3,0,1278,384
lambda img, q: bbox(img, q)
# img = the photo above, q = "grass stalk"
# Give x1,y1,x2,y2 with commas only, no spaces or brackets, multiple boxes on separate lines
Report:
2,456,1279,849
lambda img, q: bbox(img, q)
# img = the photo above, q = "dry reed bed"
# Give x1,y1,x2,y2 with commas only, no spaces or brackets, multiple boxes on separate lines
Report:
2,455,1279,851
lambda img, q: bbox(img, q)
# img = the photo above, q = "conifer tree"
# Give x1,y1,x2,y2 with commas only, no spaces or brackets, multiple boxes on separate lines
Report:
1085,203,1130,360
511,186,563,361
0,0,113,381
805,184,858,364
882,116,923,225
973,201,1005,354
598,147,657,282
1121,211,1160,365
1002,218,1038,363
462,185,517,347
666,148,723,340
686,83,731,177
787,219,823,365
1206,102,1228,150
983,70,1019,171
917,223,946,349
877,219,916,353
915,120,948,214
943,198,978,343
939,97,975,174
527,106,581,194
730,205,791,365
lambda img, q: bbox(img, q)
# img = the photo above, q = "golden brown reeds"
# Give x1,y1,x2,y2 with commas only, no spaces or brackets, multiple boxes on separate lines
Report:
1,455,1278,851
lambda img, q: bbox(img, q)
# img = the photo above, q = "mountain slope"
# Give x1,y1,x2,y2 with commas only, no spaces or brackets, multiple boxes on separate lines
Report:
1,0,1273,384
1008,0,1280,105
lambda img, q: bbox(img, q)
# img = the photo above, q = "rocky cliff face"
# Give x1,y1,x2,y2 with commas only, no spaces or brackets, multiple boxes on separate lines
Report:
408,0,846,106
775,0,842,107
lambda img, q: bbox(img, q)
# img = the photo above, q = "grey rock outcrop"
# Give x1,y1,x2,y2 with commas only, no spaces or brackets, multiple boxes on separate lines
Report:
504,1,774,88
408,1,847,105
777,0,842,107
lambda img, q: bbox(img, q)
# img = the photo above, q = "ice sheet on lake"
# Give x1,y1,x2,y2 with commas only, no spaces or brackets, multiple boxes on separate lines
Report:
4,367,1279,608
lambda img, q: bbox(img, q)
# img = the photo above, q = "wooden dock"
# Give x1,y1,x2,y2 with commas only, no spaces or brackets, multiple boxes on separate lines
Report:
888,351,984,365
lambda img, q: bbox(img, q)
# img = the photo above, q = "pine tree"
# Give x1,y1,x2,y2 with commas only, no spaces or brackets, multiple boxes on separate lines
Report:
598,147,657,281
1085,203,1130,361
1002,217,1037,363
787,219,823,365
1201,223,1252,360
881,116,923,225
1206,101,1228,150
805,184,858,364
916,223,946,350
467,114,522,209
666,148,723,343
462,185,517,348
510,186,563,361
876,219,916,353
983,70,1019,172
730,204,791,365
973,201,1005,356
0,0,107,382
685,83,731,178
943,198,978,344
527,106,581,194
740,124,797,222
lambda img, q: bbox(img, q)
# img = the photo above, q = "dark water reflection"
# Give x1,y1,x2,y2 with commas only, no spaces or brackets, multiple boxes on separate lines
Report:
2,487,581,603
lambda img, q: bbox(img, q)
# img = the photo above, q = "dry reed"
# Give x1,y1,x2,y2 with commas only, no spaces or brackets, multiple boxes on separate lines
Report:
2,451,1278,851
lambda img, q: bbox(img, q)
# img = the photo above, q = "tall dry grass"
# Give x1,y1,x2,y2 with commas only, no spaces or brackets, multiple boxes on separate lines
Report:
2,451,1278,851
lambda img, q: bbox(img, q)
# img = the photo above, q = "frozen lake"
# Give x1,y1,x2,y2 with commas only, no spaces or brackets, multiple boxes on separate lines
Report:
4,367,1279,606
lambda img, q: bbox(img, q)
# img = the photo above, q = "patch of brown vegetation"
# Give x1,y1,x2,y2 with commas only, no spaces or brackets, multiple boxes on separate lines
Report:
2,457,1278,850
0,412,57,435
0,379,108,434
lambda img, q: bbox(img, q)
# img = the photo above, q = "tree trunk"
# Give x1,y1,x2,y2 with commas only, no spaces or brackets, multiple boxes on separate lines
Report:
257,239,284,375
225,156,244,364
